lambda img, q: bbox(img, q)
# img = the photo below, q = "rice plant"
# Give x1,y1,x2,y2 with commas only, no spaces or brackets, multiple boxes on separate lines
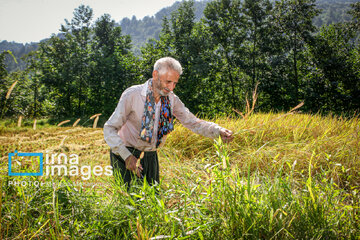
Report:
0,113,359,239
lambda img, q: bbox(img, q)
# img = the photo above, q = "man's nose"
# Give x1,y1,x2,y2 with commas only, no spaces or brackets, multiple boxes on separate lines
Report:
168,83,176,91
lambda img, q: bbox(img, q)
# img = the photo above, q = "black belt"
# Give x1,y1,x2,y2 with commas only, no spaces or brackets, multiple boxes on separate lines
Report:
126,147,157,158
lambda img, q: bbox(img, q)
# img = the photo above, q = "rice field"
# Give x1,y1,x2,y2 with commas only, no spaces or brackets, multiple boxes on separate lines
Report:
0,112,359,239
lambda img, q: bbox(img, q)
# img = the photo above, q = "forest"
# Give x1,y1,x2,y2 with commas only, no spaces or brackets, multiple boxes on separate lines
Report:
1,0,359,120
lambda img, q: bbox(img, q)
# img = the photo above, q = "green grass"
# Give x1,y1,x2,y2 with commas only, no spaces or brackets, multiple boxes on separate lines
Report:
0,113,359,239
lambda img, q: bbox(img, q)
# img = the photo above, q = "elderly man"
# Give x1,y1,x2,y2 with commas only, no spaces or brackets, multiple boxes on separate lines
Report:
104,57,233,187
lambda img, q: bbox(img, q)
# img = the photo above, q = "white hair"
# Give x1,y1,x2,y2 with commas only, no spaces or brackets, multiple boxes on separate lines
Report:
154,57,183,76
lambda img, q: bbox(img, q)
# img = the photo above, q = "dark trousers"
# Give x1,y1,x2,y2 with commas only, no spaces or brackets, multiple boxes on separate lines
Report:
110,147,159,187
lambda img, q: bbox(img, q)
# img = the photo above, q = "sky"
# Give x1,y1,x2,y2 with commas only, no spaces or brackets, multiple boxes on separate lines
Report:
0,0,179,44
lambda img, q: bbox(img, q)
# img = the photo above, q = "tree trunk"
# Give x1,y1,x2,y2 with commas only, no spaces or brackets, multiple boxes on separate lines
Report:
67,80,72,116
252,24,257,93
293,31,299,103
33,81,37,117
226,53,237,109
78,76,82,115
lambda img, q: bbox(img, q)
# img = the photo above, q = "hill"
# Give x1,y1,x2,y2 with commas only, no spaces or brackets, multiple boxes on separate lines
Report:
1,0,358,72
0,40,38,72
119,0,209,54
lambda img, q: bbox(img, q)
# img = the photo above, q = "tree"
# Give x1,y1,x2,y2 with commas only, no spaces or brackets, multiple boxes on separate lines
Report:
169,0,206,112
90,14,139,116
0,51,14,117
273,0,320,104
34,35,75,116
348,2,360,31
305,3,360,113
140,16,173,80
243,0,273,93
60,5,94,115
140,1,218,114
204,0,247,110
30,5,140,117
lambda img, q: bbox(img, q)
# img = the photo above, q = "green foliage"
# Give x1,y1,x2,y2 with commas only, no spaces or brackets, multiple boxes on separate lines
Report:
273,0,321,104
1,71,34,117
305,22,360,112
24,5,141,118
0,51,38,118
0,0,358,70
89,13,141,116
349,1,360,31
1,1,360,119
120,0,210,54
0,50,14,80
0,41,38,72
203,0,246,111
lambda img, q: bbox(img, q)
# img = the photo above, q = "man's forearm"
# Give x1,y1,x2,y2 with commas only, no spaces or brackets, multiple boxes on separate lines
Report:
103,124,132,160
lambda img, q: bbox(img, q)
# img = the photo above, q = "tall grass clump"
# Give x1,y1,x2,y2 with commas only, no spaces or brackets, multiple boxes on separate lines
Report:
0,112,359,239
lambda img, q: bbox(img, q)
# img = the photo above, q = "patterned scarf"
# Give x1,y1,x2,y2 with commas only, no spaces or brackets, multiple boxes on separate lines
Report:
140,79,174,147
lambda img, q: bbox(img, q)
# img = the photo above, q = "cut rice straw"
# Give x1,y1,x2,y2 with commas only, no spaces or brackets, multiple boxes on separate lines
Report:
5,81,18,99
93,116,99,128
33,119,37,130
233,82,259,119
234,102,304,135
17,115,22,127
57,120,71,127
90,113,102,120
73,118,81,127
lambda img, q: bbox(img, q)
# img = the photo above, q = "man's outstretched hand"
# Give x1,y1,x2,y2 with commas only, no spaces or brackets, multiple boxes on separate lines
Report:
220,129,234,143
125,155,143,177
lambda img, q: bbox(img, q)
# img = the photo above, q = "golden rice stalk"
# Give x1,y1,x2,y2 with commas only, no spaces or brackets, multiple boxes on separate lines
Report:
57,120,70,127
289,102,304,113
233,82,259,119
17,115,22,127
33,119,37,130
5,81,18,99
251,82,259,111
232,108,245,118
93,116,99,128
246,82,259,118
90,113,101,120
234,101,305,136
60,136,67,147
246,98,250,115
72,118,81,127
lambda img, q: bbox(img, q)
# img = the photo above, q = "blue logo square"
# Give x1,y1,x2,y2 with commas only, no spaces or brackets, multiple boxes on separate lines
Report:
8,150,43,176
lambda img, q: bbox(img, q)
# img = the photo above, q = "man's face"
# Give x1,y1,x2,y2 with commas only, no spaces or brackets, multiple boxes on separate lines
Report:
153,69,180,96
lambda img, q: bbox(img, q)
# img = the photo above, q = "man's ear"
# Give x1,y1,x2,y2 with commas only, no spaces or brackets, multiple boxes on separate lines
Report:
152,70,158,79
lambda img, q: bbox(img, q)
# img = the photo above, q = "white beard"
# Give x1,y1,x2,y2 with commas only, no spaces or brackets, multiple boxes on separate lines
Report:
159,89,170,96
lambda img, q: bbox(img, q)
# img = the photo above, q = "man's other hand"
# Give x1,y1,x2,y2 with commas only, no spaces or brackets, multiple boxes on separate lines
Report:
220,129,234,143
125,155,143,177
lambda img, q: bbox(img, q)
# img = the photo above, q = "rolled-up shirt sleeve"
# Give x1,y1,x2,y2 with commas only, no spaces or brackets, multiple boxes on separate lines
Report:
103,90,132,160
172,94,224,138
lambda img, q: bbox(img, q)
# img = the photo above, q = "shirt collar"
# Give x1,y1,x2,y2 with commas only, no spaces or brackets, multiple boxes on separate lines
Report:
141,79,151,97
